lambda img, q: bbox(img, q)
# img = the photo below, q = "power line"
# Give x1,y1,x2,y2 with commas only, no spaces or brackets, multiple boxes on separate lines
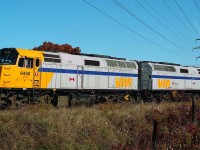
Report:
134,0,192,50
143,0,193,46
111,0,194,57
174,0,200,36
193,0,200,14
82,0,182,57
162,0,194,34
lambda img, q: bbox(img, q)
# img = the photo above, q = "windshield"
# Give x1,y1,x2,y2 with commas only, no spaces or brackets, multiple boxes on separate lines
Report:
0,48,18,65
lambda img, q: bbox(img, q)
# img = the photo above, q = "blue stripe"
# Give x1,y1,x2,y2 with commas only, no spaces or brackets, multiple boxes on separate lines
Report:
38,68,138,77
152,75,200,80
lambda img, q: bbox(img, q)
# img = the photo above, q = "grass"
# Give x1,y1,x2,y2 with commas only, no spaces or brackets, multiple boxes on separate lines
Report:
0,101,200,149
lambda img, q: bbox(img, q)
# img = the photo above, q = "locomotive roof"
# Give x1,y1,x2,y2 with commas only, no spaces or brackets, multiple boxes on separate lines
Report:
140,61,181,66
0,48,44,58
29,49,127,61
76,53,126,61
16,48,44,58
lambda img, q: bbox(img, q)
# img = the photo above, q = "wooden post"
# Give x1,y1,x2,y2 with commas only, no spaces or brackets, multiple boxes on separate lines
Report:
68,94,72,108
192,93,196,124
152,120,158,150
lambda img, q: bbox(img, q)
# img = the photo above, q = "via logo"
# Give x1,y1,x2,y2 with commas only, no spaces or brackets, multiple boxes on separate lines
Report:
115,77,132,88
158,79,170,89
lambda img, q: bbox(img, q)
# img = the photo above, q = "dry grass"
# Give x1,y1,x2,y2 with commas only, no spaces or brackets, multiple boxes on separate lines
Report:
0,101,200,149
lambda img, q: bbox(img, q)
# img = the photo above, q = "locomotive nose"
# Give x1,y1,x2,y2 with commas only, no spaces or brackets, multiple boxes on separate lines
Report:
0,66,2,78
0,66,12,88
0,66,2,86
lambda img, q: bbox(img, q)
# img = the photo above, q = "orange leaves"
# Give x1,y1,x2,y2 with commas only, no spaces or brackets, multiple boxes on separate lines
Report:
33,42,81,54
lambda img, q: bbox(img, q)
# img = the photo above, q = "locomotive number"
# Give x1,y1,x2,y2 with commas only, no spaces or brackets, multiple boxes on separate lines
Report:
20,71,30,76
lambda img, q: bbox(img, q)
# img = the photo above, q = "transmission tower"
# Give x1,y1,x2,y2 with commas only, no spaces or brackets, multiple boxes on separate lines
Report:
193,39,200,60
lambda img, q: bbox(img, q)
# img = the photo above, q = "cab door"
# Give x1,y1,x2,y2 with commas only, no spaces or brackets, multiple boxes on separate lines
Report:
33,58,41,88
16,57,34,88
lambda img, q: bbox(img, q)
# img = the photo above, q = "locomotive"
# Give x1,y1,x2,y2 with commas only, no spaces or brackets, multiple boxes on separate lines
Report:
0,48,199,107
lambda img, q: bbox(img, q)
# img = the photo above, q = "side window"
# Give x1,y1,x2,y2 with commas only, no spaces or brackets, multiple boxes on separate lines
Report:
18,58,25,67
180,69,188,73
84,60,100,66
18,57,33,68
36,59,40,67
25,58,33,68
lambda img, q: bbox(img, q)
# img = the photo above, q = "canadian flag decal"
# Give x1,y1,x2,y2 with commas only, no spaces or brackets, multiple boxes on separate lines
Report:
69,77,75,81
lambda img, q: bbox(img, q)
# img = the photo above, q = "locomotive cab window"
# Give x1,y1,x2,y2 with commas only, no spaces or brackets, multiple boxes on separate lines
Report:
36,59,40,67
18,57,33,68
0,48,18,65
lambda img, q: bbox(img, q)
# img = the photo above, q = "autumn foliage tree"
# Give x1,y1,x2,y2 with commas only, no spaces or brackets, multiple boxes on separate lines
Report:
33,42,81,54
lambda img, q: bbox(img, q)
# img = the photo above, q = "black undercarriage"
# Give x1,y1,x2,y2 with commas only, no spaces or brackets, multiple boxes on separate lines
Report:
0,88,198,109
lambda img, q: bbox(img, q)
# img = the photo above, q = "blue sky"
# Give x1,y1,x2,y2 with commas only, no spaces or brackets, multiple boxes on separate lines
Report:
0,0,200,66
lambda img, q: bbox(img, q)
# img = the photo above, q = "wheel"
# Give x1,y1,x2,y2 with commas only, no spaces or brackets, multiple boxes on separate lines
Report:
7,94,25,109
39,93,58,107
51,94,58,106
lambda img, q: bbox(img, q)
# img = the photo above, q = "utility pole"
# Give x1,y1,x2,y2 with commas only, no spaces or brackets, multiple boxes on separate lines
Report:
193,39,200,60
192,39,199,124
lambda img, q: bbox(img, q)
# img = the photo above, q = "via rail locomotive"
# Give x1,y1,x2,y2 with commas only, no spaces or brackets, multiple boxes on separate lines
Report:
0,48,199,107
